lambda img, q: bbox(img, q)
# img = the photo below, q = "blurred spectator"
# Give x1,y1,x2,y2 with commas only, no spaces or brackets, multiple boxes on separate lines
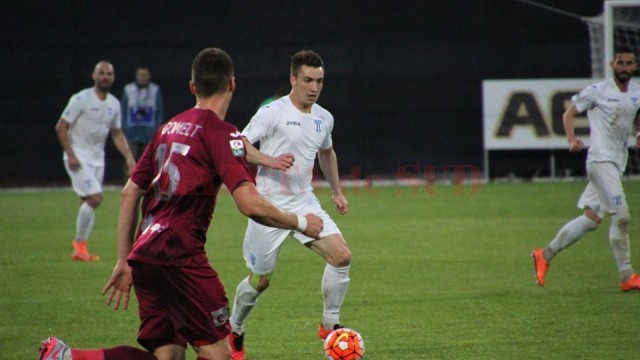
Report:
121,66,164,179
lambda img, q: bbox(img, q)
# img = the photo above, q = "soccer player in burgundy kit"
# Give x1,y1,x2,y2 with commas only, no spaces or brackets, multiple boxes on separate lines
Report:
38,48,322,360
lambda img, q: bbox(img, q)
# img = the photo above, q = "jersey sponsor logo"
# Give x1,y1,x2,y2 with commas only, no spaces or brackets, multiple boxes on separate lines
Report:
286,120,301,126
229,139,245,157
606,98,620,102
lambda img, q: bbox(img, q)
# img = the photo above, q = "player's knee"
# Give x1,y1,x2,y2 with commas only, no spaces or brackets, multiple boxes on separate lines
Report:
332,247,352,268
584,208,603,225
194,349,228,360
613,210,631,229
193,341,230,360
249,273,271,292
85,194,103,208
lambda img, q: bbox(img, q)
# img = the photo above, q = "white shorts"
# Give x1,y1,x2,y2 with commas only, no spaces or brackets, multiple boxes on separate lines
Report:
242,196,342,275
577,161,627,217
64,160,104,197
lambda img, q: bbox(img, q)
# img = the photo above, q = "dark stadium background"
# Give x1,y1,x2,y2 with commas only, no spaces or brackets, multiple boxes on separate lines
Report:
0,0,604,186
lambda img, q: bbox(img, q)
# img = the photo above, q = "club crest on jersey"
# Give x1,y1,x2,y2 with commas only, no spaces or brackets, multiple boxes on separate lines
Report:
314,119,322,133
229,139,245,157
631,97,639,107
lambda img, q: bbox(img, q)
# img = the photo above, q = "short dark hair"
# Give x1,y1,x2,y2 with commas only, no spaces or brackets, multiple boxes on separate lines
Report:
191,48,234,97
290,50,324,77
614,46,636,58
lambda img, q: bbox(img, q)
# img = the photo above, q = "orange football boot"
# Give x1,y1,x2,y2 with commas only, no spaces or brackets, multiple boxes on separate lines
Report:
71,240,100,261
229,332,245,360
319,323,344,340
531,249,549,287
620,273,640,292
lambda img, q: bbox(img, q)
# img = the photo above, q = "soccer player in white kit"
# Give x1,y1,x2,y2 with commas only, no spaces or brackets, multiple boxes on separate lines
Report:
532,47,640,291
228,50,352,360
55,61,136,261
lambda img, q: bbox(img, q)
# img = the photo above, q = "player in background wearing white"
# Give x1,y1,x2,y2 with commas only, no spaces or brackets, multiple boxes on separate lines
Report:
228,50,352,360
532,46,640,291
55,61,136,261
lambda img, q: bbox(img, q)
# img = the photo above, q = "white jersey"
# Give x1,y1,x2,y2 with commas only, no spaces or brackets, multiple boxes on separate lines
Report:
572,79,640,172
242,96,334,209
60,87,121,166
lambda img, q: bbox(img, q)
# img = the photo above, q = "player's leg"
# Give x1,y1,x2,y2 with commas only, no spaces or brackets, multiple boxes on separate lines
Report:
589,162,638,289
545,208,601,261
38,337,159,360
65,163,104,261
307,233,351,337
138,259,239,360
193,339,231,360
141,265,234,360
229,221,289,359
293,202,351,338
132,263,192,360
230,272,268,331
532,182,602,286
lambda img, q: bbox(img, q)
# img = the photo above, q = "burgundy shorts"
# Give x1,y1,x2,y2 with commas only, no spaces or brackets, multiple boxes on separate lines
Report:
131,262,231,351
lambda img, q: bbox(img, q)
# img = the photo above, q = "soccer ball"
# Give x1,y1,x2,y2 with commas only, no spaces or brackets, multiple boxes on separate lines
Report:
323,328,365,360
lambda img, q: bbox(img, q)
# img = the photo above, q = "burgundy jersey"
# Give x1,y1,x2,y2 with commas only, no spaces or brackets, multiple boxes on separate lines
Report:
128,108,254,266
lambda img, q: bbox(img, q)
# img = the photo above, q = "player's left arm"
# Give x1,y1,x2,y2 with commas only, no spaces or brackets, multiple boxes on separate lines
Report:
111,128,136,172
318,146,348,215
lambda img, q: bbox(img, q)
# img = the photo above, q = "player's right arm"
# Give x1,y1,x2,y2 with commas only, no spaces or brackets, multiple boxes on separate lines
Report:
231,181,322,238
562,104,584,152
242,107,295,171
102,179,145,310
54,118,81,169
243,137,294,170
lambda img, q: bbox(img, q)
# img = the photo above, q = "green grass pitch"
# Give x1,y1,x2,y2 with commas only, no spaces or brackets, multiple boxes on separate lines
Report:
1,181,639,359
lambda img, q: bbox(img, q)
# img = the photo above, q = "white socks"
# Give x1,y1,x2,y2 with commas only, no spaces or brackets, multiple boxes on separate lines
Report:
546,212,634,281
75,202,95,241
230,264,351,334
546,215,598,261
230,277,261,335
610,211,633,279
321,264,350,329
